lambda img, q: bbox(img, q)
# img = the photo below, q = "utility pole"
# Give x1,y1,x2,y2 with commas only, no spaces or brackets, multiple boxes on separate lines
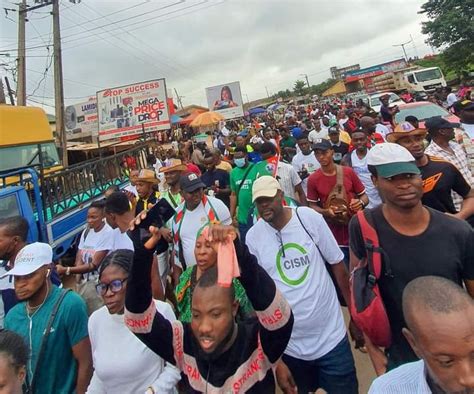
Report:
393,40,411,63
52,0,68,166
265,86,270,98
0,78,6,104
16,0,27,106
174,87,184,109
5,77,15,105
300,74,310,89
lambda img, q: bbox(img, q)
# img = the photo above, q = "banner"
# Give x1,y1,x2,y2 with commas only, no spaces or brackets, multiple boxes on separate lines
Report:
97,79,170,141
205,81,244,120
64,97,98,138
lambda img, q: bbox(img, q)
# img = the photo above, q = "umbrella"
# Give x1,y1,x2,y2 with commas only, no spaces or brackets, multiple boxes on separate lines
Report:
170,114,183,124
249,107,266,115
190,111,224,127
267,103,282,111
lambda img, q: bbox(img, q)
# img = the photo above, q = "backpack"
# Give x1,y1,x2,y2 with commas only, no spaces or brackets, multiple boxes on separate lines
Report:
349,209,391,348
324,165,350,225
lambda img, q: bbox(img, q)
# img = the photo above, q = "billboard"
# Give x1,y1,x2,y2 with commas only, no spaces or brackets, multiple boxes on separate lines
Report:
345,59,407,82
97,79,170,141
205,81,244,119
64,97,98,139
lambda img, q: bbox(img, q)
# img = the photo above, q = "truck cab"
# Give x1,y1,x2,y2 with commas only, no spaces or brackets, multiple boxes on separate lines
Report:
404,67,447,93
0,105,62,185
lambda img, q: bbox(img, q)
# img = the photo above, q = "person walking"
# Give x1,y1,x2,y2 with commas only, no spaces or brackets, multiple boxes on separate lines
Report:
349,143,474,374
4,243,92,394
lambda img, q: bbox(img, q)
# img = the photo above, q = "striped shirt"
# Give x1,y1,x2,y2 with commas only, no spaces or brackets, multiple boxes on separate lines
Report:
369,360,431,393
276,161,301,200
425,140,473,211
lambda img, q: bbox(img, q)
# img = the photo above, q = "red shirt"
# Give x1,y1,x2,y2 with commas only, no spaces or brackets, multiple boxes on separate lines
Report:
307,166,365,246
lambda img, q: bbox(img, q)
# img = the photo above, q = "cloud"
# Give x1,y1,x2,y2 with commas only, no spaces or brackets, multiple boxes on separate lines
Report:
0,0,432,110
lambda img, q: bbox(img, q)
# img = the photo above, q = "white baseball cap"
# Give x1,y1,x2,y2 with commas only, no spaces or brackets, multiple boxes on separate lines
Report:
367,143,421,178
252,175,281,202
1,242,52,278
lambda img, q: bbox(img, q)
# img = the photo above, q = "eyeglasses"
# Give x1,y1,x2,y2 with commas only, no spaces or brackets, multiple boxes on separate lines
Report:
276,231,286,257
95,278,128,296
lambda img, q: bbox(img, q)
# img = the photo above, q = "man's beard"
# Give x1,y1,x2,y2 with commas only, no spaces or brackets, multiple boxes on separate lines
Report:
196,321,236,362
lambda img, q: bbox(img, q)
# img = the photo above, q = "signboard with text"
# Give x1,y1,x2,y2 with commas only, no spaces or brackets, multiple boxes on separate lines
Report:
97,79,170,141
64,97,98,139
345,59,407,82
205,81,244,120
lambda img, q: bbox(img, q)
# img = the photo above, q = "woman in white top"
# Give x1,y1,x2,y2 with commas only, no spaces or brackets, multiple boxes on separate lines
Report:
57,200,114,315
87,250,180,394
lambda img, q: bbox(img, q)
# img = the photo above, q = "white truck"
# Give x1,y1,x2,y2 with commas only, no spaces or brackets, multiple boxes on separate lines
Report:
372,67,447,94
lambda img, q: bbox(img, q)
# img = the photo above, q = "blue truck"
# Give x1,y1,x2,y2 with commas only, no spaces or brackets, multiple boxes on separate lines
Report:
0,143,148,259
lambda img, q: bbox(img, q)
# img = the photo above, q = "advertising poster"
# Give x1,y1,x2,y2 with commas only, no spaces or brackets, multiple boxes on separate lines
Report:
64,97,98,138
97,79,170,141
205,81,244,120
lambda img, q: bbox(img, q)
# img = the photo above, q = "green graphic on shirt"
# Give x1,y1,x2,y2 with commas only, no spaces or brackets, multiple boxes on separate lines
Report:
276,243,310,286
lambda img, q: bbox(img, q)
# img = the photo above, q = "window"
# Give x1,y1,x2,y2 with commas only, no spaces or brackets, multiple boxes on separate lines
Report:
0,194,20,219
414,68,442,83
395,103,450,123
407,74,415,84
0,142,60,171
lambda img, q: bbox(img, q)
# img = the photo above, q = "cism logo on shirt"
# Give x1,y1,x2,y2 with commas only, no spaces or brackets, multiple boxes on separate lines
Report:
276,243,310,286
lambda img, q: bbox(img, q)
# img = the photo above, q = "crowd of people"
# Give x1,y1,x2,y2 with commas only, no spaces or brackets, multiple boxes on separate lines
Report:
0,92,473,394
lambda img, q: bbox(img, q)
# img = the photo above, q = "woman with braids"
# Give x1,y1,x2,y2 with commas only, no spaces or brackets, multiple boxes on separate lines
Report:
175,225,253,323
86,250,180,394
0,330,28,394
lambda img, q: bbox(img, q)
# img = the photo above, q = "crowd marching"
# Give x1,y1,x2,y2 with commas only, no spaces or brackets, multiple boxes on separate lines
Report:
0,88,473,394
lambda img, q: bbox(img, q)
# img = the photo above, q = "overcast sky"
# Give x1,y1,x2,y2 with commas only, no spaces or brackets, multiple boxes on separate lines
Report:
0,0,434,113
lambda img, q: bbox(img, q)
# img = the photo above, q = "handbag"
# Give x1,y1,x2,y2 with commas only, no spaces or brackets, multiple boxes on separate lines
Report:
324,165,351,225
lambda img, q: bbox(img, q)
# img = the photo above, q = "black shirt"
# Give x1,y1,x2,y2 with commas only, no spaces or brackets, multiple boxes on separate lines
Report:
331,142,349,164
420,155,471,214
201,168,230,208
349,206,474,367
135,192,169,254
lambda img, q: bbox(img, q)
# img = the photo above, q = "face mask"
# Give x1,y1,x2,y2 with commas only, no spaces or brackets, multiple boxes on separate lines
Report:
234,158,246,168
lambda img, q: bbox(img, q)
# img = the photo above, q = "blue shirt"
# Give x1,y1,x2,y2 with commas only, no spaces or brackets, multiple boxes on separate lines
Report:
5,285,89,394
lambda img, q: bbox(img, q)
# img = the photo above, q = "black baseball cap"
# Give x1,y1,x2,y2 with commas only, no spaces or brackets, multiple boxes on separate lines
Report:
179,173,206,192
312,138,333,151
425,116,460,132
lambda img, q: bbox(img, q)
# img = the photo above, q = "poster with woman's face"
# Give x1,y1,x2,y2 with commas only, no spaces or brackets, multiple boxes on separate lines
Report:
205,81,244,120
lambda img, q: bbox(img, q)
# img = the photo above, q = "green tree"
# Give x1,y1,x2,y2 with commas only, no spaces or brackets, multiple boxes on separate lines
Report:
293,80,306,96
419,0,474,77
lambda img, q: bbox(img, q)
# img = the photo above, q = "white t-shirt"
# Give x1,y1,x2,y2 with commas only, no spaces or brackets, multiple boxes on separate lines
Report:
350,151,382,209
78,223,114,281
171,196,231,268
308,128,328,143
277,161,301,200
291,152,321,195
376,123,391,139
246,207,346,360
338,117,348,130
87,301,180,393
111,228,134,251
447,92,458,107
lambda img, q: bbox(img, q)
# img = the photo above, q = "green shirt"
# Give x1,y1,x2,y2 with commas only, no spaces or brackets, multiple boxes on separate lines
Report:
5,286,89,394
175,266,253,323
280,136,296,149
230,163,271,224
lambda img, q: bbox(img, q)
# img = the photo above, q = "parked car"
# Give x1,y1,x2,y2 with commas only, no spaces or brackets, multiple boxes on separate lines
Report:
394,101,460,127
369,92,405,113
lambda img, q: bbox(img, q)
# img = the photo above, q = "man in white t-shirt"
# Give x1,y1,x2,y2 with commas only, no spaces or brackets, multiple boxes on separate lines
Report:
308,119,328,143
246,176,357,394
291,132,321,195
170,173,231,283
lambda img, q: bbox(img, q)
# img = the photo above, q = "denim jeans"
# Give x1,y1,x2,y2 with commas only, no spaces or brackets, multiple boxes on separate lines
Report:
282,335,358,394
238,222,252,244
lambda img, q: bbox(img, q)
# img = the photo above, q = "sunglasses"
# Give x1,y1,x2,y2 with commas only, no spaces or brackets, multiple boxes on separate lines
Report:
95,278,128,296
